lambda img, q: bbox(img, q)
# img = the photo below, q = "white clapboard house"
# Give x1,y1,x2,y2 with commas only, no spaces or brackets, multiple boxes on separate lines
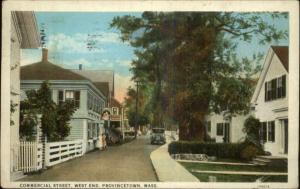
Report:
205,112,248,143
251,46,288,156
10,11,41,180
20,48,107,153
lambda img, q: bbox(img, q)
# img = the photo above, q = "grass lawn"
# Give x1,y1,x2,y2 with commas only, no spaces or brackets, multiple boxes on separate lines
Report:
180,162,287,172
180,161,288,182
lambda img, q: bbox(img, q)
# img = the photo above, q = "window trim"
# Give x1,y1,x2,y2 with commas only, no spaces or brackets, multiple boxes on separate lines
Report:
216,123,224,136
260,121,275,143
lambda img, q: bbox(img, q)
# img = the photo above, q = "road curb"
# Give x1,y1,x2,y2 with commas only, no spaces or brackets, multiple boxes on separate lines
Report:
150,138,199,182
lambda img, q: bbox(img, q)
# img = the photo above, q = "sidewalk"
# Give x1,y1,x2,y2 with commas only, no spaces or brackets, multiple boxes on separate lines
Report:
150,133,199,182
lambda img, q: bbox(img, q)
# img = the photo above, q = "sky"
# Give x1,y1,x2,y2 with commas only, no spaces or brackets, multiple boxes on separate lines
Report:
21,12,289,103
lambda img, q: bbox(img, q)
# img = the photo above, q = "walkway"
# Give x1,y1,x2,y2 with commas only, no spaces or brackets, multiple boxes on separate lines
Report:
150,134,199,182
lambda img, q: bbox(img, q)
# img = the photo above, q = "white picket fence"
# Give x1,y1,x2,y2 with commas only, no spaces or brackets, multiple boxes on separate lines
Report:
45,140,83,167
11,141,43,173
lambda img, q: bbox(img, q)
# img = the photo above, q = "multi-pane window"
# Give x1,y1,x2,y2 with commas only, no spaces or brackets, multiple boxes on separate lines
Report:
260,121,275,143
265,75,286,101
88,123,93,139
216,123,223,136
260,122,267,142
58,90,80,108
268,121,275,142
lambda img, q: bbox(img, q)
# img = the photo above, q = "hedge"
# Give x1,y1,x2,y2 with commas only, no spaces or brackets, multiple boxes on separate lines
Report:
168,141,264,160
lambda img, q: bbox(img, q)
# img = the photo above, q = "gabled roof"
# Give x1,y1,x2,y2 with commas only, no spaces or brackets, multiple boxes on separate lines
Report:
251,46,289,104
21,62,89,81
93,82,109,98
271,46,288,72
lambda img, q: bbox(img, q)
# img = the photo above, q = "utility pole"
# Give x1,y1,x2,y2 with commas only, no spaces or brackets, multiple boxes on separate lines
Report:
135,80,139,138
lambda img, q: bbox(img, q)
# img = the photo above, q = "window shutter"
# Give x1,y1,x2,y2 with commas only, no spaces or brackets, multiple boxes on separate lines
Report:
263,122,267,142
282,75,286,97
265,83,268,101
271,79,277,100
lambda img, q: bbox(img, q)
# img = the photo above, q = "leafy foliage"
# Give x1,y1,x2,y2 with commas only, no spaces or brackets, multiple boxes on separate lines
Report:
243,116,261,145
168,141,265,160
111,12,287,141
10,100,18,126
20,81,77,141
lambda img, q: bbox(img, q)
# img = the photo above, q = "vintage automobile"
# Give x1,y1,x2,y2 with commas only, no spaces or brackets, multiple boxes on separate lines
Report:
150,128,166,144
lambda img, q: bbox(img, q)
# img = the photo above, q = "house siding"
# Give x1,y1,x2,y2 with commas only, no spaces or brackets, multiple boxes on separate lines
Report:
67,119,85,140
255,52,288,156
21,81,105,153
206,113,247,143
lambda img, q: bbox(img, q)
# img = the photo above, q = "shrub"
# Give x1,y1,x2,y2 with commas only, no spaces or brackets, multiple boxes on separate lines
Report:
168,141,264,160
243,116,261,146
240,145,261,161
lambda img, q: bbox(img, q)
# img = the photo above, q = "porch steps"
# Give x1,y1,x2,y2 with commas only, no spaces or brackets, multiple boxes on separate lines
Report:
252,156,287,166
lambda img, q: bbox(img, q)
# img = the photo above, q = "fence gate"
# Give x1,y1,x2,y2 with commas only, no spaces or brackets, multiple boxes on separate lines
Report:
11,141,43,173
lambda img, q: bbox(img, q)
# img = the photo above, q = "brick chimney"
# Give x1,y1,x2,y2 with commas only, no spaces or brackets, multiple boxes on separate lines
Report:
42,48,48,62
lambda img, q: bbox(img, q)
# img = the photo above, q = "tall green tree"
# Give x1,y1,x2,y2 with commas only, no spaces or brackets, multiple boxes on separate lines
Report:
20,81,77,141
111,12,287,141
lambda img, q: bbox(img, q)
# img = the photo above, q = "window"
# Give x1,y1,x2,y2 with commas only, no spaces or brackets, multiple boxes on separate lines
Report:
216,123,223,136
277,77,283,98
88,93,92,110
58,90,64,104
265,75,286,101
260,122,267,142
74,91,80,108
268,121,275,142
271,79,277,100
266,82,272,101
88,123,94,139
58,90,80,108
96,123,99,136
260,121,275,142
112,107,118,115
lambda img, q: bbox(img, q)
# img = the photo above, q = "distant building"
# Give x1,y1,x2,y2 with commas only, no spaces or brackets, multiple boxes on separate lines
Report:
72,67,114,106
205,112,247,143
10,11,40,179
251,46,288,156
70,65,127,141
20,48,107,153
